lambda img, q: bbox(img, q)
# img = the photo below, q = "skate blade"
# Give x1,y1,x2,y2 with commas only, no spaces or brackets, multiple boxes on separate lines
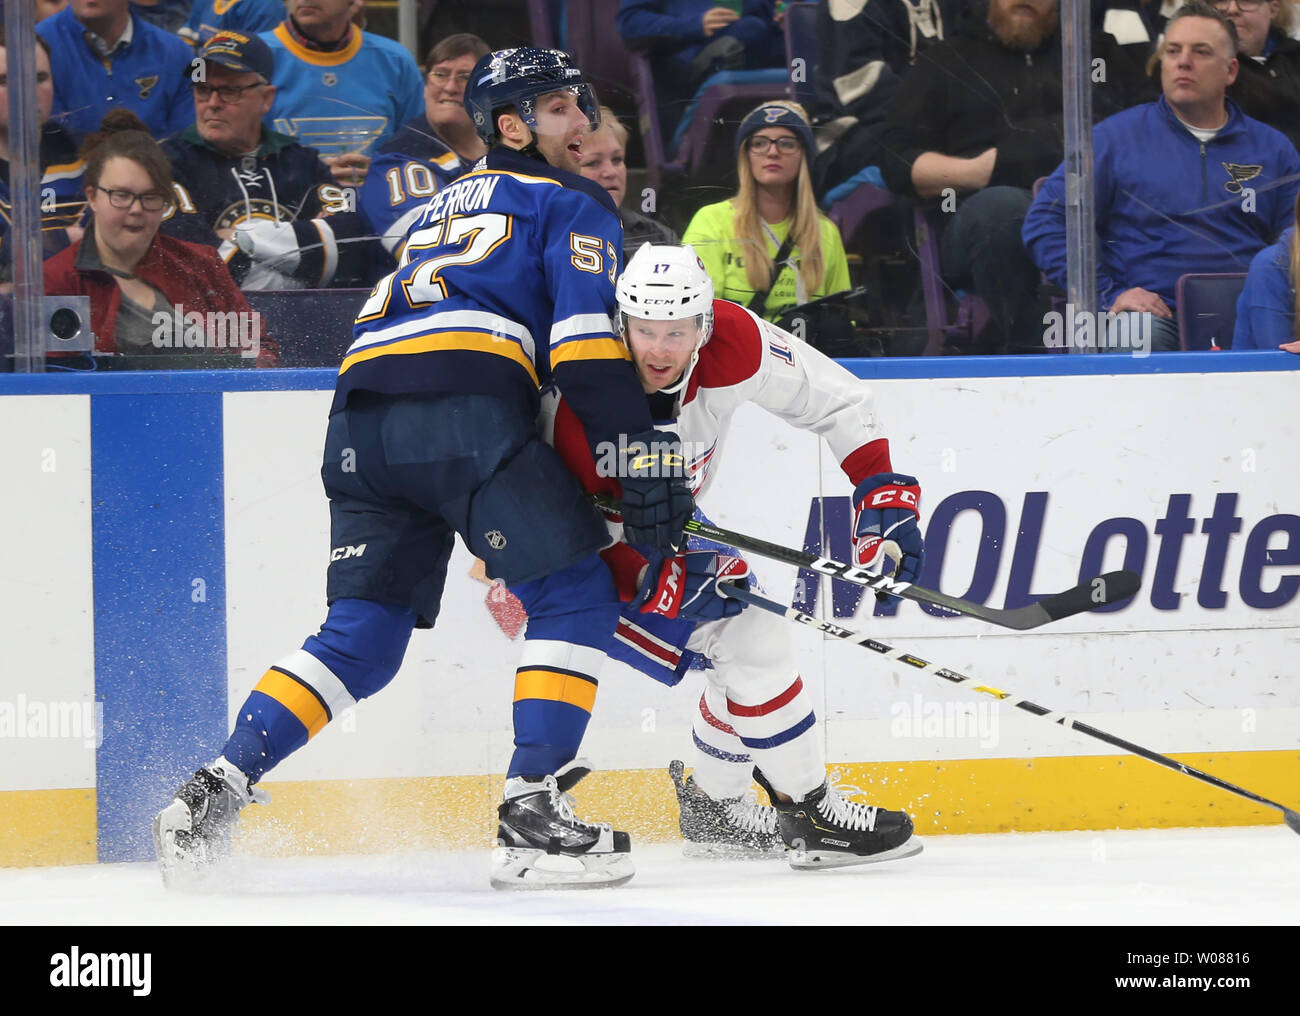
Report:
682,841,787,861
789,837,924,870
153,803,196,890
490,846,635,891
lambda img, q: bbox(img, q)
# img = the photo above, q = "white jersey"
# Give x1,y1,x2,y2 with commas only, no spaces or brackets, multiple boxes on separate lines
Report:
669,299,891,497
543,298,895,542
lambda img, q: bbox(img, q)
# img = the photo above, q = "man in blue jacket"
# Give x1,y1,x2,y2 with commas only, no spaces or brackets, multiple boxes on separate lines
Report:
37,0,194,139
1023,2,1300,351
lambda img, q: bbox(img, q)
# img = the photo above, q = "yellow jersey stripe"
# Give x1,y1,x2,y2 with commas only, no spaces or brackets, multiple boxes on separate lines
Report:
339,330,540,385
254,668,330,738
513,669,598,713
549,336,632,366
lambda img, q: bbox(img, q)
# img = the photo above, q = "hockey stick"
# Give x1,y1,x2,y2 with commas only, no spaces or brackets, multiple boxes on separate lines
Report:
720,583,1300,836
591,495,1140,631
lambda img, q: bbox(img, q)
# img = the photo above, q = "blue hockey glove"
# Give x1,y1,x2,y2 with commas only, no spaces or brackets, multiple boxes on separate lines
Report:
635,551,750,622
619,428,694,553
852,472,924,603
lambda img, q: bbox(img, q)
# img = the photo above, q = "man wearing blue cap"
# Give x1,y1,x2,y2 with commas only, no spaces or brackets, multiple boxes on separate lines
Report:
160,30,357,290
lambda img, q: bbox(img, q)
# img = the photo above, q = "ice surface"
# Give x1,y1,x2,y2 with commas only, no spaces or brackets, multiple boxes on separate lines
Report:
2,825,1296,925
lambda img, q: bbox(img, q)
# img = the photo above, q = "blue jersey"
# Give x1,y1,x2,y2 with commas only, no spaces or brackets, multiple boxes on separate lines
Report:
180,0,285,46
262,23,424,157
359,117,468,257
0,123,86,282
38,6,194,139
334,147,649,450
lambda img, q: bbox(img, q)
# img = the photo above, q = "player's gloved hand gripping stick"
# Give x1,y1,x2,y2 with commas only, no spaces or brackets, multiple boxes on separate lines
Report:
593,495,1141,631
617,428,694,554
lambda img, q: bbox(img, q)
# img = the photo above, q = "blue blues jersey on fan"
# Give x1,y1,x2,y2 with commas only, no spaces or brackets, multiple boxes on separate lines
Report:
334,146,645,451
261,22,424,157
358,116,468,258
181,0,285,46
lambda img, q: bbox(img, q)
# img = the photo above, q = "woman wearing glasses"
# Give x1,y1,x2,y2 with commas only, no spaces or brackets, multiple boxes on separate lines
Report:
44,109,276,365
1218,0,1300,150
682,100,850,323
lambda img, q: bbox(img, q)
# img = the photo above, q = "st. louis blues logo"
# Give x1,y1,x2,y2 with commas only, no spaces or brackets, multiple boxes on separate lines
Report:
135,75,159,99
1222,162,1263,194
763,106,786,123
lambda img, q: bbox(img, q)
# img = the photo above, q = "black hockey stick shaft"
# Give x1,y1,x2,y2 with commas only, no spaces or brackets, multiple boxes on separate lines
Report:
722,583,1300,835
592,495,1140,631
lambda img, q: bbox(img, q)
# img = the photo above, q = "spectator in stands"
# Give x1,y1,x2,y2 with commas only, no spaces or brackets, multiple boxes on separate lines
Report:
182,0,286,48
617,1,787,139
877,0,1146,352
683,101,850,321
1232,219,1294,347
580,106,680,263
1,29,85,289
45,110,277,365
37,0,194,139
234,32,489,281
160,30,353,290
1217,0,1300,148
404,32,490,166
261,0,424,187
1024,3,1300,351
812,0,967,197
130,0,192,34
1232,188,1300,349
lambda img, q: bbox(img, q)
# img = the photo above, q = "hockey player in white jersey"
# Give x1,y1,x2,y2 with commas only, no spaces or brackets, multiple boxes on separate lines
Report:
547,243,925,868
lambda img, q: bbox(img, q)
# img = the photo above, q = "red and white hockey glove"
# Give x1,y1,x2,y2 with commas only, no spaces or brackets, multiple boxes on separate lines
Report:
852,472,924,601
635,551,750,622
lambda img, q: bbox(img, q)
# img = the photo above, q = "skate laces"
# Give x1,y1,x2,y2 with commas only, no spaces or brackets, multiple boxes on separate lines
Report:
543,776,612,833
817,772,879,832
724,789,779,835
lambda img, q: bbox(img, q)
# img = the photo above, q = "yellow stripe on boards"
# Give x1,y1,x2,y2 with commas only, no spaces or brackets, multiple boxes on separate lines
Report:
5,750,1296,865
0,789,95,866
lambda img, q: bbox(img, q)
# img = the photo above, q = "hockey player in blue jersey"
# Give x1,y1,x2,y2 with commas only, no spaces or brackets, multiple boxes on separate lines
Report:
153,49,699,890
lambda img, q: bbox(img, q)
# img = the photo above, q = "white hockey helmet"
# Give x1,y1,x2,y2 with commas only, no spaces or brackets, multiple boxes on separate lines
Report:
615,243,714,395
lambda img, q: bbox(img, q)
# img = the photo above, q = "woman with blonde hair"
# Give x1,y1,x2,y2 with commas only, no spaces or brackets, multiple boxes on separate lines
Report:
683,100,850,323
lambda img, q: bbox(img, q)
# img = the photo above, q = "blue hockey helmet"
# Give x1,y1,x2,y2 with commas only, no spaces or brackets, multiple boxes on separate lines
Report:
464,47,600,143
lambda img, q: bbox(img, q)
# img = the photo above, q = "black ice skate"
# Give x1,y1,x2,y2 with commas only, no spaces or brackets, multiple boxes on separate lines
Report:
754,768,922,869
669,760,785,859
153,757,268,886
491,759,633,890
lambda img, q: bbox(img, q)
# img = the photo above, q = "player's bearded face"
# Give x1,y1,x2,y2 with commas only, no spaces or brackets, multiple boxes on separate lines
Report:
526,90,592,173
625,317,701,393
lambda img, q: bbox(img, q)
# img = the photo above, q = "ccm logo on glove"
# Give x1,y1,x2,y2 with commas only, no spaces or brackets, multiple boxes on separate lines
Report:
637,551,750,622
851,473,925,594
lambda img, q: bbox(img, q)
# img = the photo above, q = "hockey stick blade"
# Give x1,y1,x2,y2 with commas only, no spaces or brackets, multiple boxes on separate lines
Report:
721,583,1300,836
591,496,1139,631
1033,570,1142,623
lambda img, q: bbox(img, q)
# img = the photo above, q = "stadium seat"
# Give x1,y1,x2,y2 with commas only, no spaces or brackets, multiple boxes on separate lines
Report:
783,1,819,111
1175,273,1247,351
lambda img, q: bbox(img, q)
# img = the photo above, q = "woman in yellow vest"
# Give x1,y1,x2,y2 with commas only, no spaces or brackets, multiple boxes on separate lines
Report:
682,100,849,323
